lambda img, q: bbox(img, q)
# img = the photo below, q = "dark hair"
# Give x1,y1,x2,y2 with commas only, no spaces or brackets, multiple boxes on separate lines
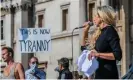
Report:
2,46,14,58
79,75,83,79
29,57,39,64
72,71,79,79
58,57,69,69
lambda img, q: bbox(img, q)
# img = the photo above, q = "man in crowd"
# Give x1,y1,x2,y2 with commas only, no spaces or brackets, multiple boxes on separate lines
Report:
57,57,73,79
25,57,46,79
1,46,25,79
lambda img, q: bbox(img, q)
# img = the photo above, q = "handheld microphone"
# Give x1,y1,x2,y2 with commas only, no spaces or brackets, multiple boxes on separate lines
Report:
75,22,94,29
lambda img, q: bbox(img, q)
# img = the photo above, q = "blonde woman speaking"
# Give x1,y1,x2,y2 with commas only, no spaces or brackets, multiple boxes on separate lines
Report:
81,6,122,79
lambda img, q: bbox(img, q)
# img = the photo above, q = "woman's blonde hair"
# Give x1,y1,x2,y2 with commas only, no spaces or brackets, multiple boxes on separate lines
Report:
89,6,116,49
97,6,116,25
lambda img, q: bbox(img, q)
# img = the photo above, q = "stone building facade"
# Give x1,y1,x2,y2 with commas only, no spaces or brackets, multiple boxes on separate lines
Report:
1,0,133,78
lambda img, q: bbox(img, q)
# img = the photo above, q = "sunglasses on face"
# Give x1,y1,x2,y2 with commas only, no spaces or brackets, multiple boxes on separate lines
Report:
31,61,38,64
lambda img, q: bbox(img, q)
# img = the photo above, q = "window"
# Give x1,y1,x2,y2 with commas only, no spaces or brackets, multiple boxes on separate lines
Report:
62,9,68,31
109,0,122,20
38,61,48,71
89,3,95,22
1,20,4,40
36,10,45,28
38,14,44,28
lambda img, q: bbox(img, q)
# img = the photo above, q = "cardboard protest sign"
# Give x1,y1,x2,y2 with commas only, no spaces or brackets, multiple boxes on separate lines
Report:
18,28,51,53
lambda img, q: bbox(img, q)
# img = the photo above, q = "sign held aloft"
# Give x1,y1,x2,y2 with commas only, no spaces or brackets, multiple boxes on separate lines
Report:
18,28,51,53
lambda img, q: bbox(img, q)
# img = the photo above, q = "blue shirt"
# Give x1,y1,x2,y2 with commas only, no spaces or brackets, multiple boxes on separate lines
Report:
25,67,46,80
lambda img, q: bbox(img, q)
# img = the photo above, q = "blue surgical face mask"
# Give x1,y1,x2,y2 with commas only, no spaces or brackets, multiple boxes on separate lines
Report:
29,64,36,74
30,63,38,69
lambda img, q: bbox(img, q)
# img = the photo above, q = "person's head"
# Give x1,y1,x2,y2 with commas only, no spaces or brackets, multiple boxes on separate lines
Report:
93,6,116,27
58,57,69,71
79,75,83,79
89,6,116,49
2,47,14,62
72,71,79,79
29,57,39,68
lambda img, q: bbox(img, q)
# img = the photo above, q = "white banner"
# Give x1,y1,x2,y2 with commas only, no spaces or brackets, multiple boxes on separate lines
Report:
18,28,51,53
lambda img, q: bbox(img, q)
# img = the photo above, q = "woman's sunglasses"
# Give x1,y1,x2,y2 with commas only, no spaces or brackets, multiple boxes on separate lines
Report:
31,61,38,64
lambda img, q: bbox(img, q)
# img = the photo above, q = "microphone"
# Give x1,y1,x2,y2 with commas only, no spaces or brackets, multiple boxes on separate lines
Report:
75,22,94,29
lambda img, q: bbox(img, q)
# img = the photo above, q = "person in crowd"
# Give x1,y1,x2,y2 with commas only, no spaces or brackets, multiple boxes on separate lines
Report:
25,57,46,79
79,75,83,79
57,57,73,79
72,71,79,79
81,6,122,79
1,46,25,79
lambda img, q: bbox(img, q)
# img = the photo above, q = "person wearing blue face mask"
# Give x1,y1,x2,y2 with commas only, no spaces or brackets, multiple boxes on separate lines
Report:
25,57,46,80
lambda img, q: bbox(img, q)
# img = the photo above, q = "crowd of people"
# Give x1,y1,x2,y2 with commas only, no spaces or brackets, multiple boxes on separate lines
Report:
1,47,75,79
1,47,46,79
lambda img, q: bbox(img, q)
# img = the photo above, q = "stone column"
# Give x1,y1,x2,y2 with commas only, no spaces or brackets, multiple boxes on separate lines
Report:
121,0,130,76
14,1,33,70
5,14,12,47
21,10,31,70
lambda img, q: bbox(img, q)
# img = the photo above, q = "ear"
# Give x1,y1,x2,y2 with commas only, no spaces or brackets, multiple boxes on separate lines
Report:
60,65,62,68
9,52,12,57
